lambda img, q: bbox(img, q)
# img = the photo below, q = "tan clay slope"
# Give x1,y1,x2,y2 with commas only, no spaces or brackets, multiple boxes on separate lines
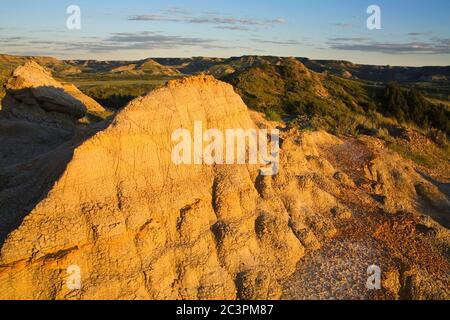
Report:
0,75,448,300
2,61,106,119
111,59,181,76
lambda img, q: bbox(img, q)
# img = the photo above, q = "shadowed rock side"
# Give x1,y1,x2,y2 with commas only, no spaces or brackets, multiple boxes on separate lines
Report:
0,75,449,300
0,61,109,254
1,60,106,123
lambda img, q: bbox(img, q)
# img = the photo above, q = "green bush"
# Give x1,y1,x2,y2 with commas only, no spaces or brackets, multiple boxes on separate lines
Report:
265,109,282,121
379,82,449,134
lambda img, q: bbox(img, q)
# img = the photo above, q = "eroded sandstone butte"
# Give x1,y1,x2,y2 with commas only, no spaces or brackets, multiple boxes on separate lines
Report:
0,73,449,300
1,60,106,123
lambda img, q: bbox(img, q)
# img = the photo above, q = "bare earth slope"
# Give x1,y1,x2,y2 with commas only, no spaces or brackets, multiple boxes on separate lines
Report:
0,61,112,250
0,74,449,300
1,61,107,121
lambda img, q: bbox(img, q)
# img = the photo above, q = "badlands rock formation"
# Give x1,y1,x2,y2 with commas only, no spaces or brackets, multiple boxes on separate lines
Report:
0,71,449,300
1,61,106,123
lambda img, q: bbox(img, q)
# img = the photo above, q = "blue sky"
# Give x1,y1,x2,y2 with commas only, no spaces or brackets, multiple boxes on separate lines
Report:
0,0,449,66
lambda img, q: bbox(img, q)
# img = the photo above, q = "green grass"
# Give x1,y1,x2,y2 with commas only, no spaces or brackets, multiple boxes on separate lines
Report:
224,58,388,137
71,79,168,87
57,73,183,110
387,143,433,168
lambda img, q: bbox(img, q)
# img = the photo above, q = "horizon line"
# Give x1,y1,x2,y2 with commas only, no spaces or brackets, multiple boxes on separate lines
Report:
2,53,449,68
